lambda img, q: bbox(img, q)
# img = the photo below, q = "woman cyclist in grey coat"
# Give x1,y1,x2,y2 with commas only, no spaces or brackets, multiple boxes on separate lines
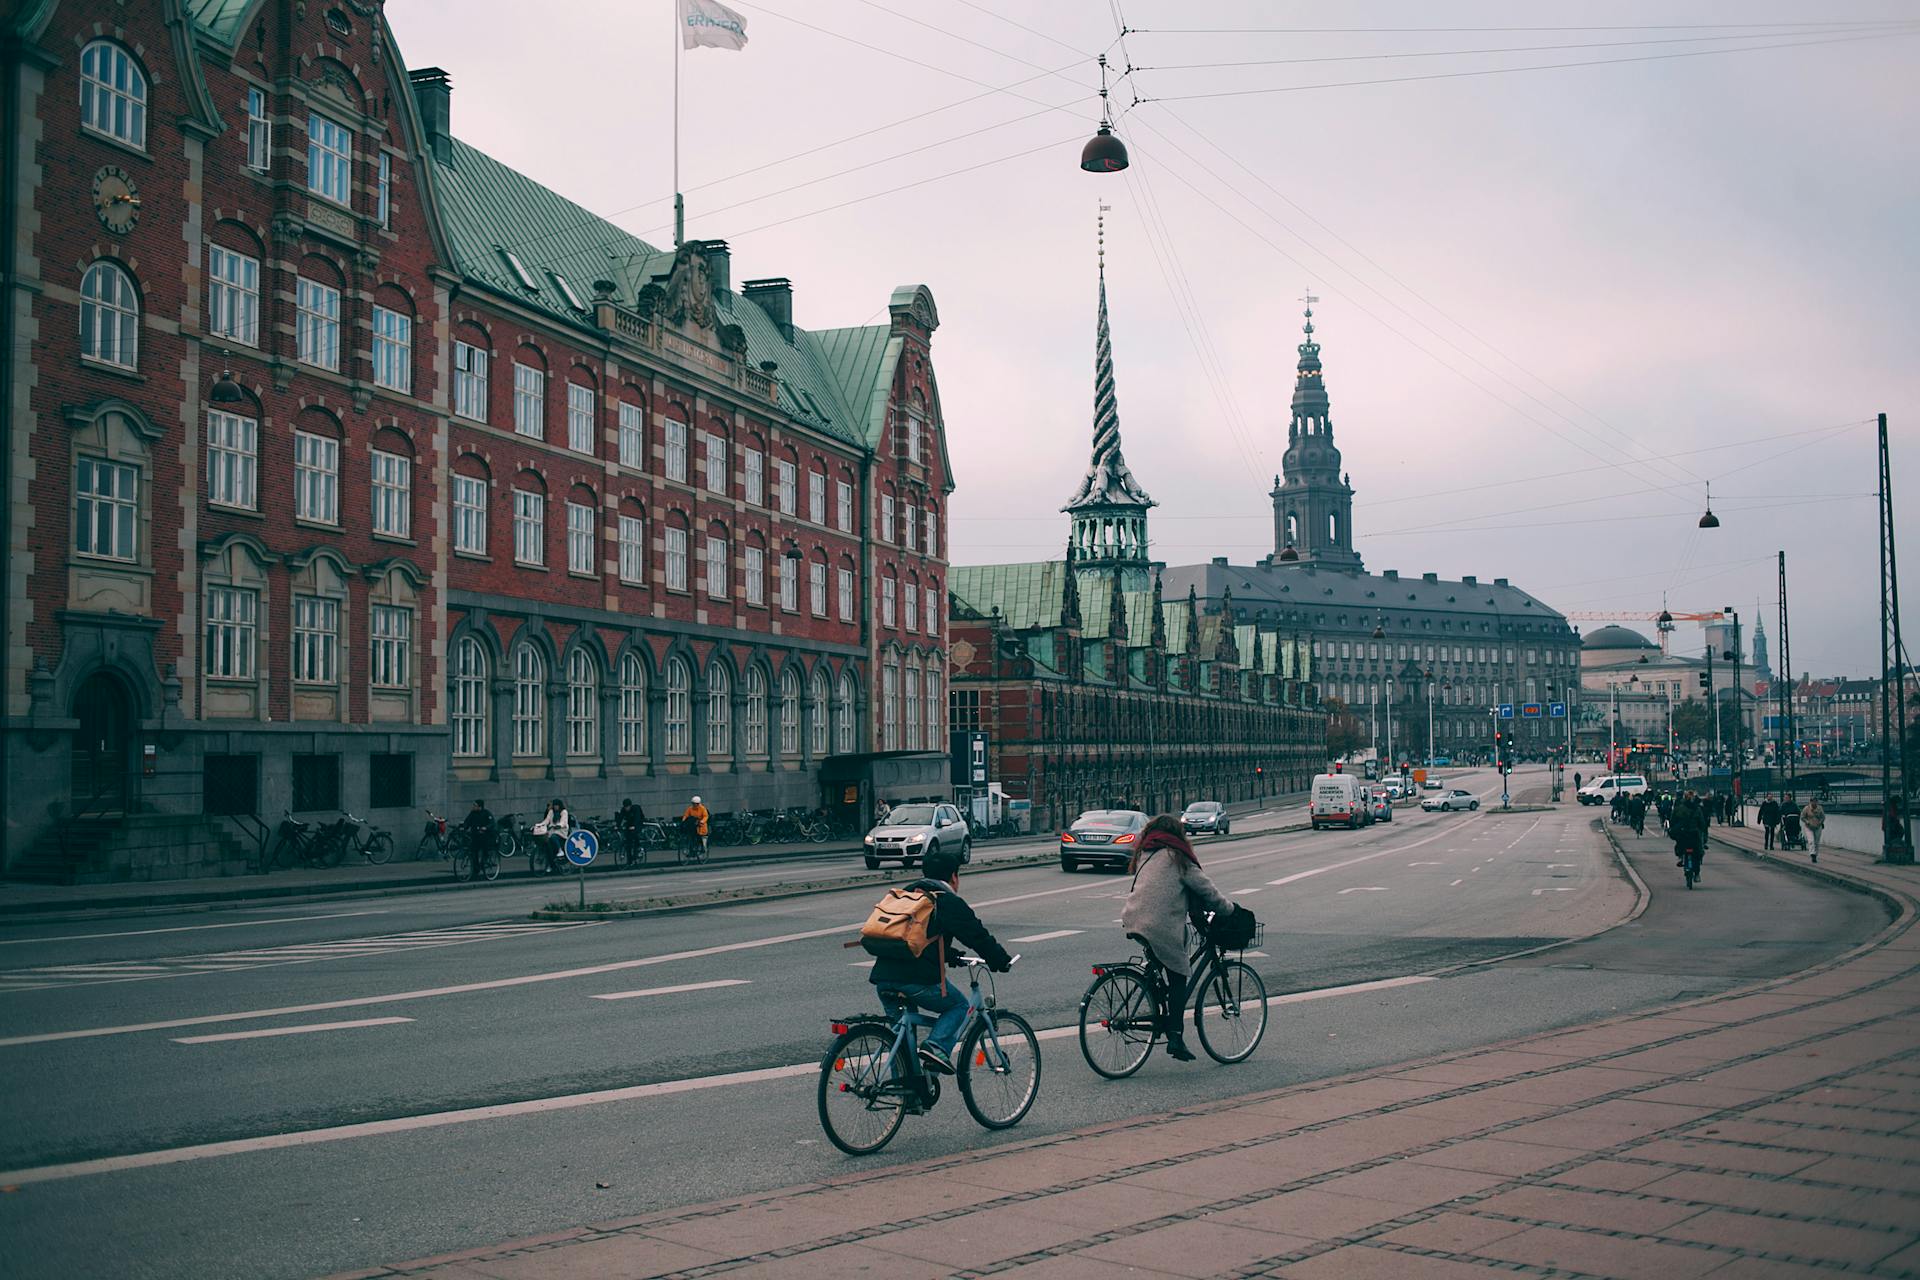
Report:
1120,815,1235,1061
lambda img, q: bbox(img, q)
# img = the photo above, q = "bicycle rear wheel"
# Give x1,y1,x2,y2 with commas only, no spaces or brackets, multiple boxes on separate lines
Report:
366,832,394,865
1078,970,1156,1079
1193,959,1268,1064
272,834,301,870
959,1010,1041,1129
452,848,474,882
817,1025,905,1155
480,850,500,882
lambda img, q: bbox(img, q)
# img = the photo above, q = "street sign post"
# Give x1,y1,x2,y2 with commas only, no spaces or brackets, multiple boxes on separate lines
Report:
565,828,598,908
1498,704,1514,720
1548,701,1567,718
1521,703,1543,719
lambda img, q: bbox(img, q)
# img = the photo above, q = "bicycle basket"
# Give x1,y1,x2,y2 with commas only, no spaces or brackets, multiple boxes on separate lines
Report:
1205,906,1260,951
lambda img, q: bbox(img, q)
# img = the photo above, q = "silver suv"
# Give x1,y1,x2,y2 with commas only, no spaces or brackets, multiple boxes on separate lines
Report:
863,803,971,870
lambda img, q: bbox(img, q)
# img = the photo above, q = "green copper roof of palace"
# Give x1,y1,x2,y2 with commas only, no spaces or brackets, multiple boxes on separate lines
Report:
188,0,255,42
950,562,1079,632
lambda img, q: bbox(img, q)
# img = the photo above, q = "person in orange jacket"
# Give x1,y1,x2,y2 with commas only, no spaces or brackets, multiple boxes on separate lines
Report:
679,795,711,862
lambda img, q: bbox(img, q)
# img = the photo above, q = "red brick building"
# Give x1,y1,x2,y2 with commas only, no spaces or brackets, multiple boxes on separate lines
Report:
1,1,950,879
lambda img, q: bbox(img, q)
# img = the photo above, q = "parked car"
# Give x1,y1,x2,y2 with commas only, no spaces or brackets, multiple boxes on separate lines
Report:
863,803,971,870
1181,800,1231,837
1421,777,1443,791
1366,786,1394,823
1576,774,1650,806
1060,809,1149,872
1422,788,1480,813
1427,756,1452,767
1310,772,1367,830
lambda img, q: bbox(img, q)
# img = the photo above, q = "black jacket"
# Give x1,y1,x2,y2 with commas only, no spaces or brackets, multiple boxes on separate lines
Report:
867,878,1012,989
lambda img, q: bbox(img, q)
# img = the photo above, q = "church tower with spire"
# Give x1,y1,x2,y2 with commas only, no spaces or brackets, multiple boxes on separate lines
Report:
1063,209,1156,591
1751,610,1772,682
1270,300,1361,569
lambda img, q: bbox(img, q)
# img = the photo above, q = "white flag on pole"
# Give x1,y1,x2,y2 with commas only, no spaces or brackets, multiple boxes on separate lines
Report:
679,0,748,51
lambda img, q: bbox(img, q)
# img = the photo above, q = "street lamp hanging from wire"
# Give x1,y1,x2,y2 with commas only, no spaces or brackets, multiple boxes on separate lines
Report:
1080,54,1129,173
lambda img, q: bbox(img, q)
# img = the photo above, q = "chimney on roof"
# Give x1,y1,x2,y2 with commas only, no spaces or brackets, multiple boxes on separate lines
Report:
1422,572,1438,583
1383,569,1398,580
1212,556,1228,567
742,278,794,342
1462,575,1477,586
696,240,730,292
408,67,453,165
1494,577,1509,587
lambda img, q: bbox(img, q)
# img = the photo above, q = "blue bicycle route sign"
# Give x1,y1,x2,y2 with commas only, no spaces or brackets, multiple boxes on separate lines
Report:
1548,702,1567,718
1497,704,1515,719
564,828,598,867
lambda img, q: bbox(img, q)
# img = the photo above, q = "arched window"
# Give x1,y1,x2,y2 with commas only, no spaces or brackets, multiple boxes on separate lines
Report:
904,662,921,750
808,668,830,757
1328,512,1339,544
836,670,856,755
779,666,801,756
450,636,489,757
512,643,545,757
566,649,598,756
707,662,732,758
81,262,139,368
742,666,768,757
618,652,647,757
925,667,942,744
664,656,691,755
80,41,147,147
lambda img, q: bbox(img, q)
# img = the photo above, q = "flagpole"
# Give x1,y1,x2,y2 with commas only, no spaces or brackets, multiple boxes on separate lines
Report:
673,0,684,247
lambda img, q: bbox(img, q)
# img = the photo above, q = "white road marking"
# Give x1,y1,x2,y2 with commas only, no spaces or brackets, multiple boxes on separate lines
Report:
1532,888,1579,895
1338,887,1389,895
1008,930,1083,944
849,960,875,968
591,980,752,1001
1450,879,1464,886
172,1017,414,1045
1267,822,1464,887
0,909,392,947
1230,888,1263,896
1408,861,1443,867
1548,863,1578,869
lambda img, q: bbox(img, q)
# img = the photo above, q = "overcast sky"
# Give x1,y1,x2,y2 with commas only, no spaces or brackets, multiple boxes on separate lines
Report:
388,1,1918,679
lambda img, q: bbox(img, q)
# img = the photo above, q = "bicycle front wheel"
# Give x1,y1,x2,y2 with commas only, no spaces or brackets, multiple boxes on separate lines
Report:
1193,959,1268,1064
1078,970,1156,1079
366,832,394,865
959,1010,1041,1129
481,851,500,882
817,1025,905,1155
452,848,474,882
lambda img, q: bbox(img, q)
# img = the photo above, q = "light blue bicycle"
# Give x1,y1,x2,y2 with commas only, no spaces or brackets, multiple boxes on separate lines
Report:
817,955,1039,1154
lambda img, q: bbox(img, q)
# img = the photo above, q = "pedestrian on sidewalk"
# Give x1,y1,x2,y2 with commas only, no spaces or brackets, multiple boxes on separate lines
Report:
1759,795,1781,849
1801,796,1826,863
1574,771,1583,793
1120,815,1236,1063
1781,797,1803,850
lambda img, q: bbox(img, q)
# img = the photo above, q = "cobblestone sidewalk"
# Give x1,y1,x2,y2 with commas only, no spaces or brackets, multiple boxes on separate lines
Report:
337,828,1920,1280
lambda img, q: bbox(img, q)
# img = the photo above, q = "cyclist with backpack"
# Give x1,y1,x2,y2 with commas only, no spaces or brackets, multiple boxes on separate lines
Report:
1120,814,1238,1062
863,845,1012,1076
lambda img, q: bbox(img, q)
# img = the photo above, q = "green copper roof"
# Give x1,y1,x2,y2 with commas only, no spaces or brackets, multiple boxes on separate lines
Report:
810,326,899,449
188,0,256,42
950,561,1075,631
1077,573,1114,640
1161,601,1193,657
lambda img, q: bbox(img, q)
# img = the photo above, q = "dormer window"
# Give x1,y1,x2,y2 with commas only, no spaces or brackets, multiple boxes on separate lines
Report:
549,273,585,311
498,247,539,291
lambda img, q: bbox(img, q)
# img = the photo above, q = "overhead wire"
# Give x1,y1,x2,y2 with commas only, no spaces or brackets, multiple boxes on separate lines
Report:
1136,20,1917,35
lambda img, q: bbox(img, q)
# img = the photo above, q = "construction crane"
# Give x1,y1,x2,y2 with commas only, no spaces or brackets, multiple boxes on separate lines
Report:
1566,607,1726,655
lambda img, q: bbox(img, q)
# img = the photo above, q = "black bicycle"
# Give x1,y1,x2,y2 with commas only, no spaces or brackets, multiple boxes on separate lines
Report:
1077,912,1268,1076
451,827,500,882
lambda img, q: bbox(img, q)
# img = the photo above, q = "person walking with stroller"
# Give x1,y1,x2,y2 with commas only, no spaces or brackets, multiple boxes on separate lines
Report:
1758,795,1782,849
1780,796,1804,851
1801,796,1827,864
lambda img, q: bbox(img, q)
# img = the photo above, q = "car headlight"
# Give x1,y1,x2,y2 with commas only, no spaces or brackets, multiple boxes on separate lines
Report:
863,836,875,847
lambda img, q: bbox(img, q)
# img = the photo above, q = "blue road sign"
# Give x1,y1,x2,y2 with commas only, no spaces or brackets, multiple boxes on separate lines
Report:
1498,704,1515,720
1521,702,1543,719
1548,701,1567,718
564,828,598,867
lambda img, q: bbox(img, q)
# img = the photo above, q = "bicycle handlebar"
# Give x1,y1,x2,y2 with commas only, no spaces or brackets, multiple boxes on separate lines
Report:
958,953,1019,969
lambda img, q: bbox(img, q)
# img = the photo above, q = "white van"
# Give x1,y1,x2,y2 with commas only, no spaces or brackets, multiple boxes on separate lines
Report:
1576,774,1650,806
1310,772,1366,830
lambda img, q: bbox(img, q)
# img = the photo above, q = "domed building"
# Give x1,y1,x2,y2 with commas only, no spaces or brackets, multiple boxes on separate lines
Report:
1582,626,1660,667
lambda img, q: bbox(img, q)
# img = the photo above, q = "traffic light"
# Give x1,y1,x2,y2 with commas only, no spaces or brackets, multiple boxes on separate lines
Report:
1699,671,1711,689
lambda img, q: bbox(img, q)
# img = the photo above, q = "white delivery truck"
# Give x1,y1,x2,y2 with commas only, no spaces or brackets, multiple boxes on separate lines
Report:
1310,771,1367,830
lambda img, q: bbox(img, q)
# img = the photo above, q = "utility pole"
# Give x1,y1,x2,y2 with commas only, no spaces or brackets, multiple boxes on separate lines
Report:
1879,413,1913,863
1728,608,1744,821
1778,551,1795,794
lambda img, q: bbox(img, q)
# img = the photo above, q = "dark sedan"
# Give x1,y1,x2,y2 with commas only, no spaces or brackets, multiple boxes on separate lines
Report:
1060,809,1148,872
1181,800,1231,837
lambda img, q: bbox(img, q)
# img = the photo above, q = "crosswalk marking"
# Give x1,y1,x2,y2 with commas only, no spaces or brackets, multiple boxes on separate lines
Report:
0,920,597,992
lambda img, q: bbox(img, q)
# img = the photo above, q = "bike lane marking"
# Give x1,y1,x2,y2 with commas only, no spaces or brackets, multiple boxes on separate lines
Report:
1008,930,1083,944
172,1017,414,1045
0,909,392,947
591,980,752,1000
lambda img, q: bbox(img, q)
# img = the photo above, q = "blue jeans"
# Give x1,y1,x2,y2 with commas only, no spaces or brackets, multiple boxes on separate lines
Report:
882,982,970,1056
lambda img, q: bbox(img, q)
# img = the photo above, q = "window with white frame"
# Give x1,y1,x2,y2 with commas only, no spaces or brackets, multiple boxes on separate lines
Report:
618,402,644,468
664,525,688,590
836,480,853,532
453,341,488,421
74,458,137,561
808,471,825,524
618,653,647,756
206,410,257,510
882,661,900,751
208,245,259,346
566,500,595,574
743,667,767,756
744,448,764,504
372,306,411,392
810,560,827,616
775,459,796,515
306,112,352,204
809,669,830,757
513,488,544,566
705,532,727,598
450,636,488,755
665,657,691,755
903,507,916,552
836,671,856,754
903,416,922,464
566,649,597,756
567,382,594,453
80,261,139,368
452,473,487,555
904,582,918,632
744,545,765,605
292,595,338,684
80,42,146,148
295,277,340,369
924,585,938,637
837,567,854,622
905,665,921,750
706,664,732,757
376,152,392,227
880,493,895,543
702,431,727,494
925,508,938,557
370,449,410,538
881,576,897,628
204,585,257,679
245,86,270,169
664,420,688,482
513,362,544,438
370,604,410,688
617,513,645,584
512,644,545,756
294,431,339,524
925,668,942,744
779,554,797,611
780,667,801,755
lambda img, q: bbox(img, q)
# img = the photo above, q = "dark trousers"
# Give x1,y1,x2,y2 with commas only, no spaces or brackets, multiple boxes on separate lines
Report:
1764,821,1778,849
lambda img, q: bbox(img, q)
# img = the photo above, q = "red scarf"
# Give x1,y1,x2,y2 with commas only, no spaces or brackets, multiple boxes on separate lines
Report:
1137,827,1200,867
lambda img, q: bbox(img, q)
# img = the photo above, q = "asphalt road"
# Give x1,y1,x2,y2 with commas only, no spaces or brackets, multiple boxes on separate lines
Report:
0,767,1888,1280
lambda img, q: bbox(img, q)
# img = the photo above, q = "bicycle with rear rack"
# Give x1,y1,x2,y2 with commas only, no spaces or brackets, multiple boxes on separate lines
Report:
1077,912,1268,1076
817,955,1038,1155
415,809,455,861
315,812,394,866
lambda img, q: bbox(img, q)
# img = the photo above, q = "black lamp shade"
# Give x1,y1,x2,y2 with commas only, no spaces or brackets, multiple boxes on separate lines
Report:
1080,125,1129,173
209,370,246,404
1698,508,1721,529
1278,544,1299,562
